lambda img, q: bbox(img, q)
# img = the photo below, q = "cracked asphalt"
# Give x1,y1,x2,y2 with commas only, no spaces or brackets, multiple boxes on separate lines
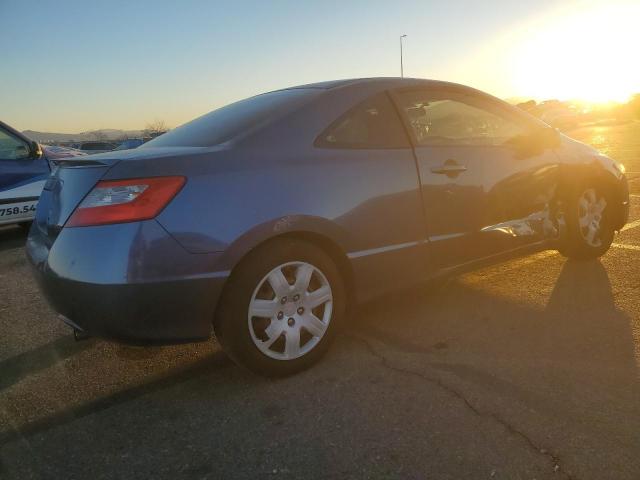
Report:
1,122,640,479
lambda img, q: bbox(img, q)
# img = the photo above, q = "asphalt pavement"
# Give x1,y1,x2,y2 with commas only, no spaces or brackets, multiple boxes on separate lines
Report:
1,123,639,479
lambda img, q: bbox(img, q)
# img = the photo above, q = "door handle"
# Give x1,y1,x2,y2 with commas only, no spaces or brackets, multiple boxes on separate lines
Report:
430,160,467,176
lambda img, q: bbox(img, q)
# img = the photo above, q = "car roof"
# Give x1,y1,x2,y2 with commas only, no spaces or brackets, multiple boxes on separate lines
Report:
279,77,468,91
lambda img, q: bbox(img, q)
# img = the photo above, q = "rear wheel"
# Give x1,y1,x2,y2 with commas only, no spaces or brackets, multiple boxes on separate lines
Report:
214,238,345,376
559,183,614,259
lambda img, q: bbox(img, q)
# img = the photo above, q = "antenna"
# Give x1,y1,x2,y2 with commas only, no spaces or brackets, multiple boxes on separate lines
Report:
400,35,407,78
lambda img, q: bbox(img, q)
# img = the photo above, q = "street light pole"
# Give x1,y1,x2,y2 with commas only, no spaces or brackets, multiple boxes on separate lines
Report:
400,34,407,78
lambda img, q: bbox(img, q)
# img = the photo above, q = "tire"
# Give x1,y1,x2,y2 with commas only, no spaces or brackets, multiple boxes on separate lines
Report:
214,238,346,377
558,181,615,260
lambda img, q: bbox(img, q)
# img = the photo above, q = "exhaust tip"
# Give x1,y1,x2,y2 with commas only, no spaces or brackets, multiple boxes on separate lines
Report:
73,328,91,341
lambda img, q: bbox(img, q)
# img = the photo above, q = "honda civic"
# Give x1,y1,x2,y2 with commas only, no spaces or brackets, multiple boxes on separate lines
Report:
27,78,629,376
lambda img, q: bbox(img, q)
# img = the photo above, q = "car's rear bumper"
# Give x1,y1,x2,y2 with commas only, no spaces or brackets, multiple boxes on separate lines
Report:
26,220,228,345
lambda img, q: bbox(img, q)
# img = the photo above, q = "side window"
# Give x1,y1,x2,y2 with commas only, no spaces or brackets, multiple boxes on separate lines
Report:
316,92,409,149
397,91,527,146
0,128,30,160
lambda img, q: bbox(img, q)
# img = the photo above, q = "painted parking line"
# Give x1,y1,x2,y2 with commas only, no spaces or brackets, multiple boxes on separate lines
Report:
621,219,640,232
612,243,640,251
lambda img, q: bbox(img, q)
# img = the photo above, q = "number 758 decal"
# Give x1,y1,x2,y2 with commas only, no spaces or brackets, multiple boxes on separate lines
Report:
0,203,37,216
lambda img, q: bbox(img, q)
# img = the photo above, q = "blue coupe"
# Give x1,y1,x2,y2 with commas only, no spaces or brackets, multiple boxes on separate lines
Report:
27,78,629,375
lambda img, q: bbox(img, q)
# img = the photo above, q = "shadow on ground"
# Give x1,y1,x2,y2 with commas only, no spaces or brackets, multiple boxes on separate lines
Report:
3,256,639,480
0,336,95,391
0,349,233,444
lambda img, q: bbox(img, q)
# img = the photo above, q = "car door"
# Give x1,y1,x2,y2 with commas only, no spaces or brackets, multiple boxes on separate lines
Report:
0,123,50,224
311,90,429,300
392,87,560,272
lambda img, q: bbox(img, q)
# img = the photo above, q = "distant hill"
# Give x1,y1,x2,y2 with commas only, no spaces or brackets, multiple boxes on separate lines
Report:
23,129,145,143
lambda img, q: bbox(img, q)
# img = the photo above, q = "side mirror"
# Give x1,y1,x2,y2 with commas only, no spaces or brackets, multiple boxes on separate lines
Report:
29,140,42,159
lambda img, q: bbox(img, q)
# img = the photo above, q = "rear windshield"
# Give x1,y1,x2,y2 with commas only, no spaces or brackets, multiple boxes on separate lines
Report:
141,89,318,148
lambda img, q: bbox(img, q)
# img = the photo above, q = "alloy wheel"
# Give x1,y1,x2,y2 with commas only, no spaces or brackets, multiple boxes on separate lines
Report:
578,188,607,247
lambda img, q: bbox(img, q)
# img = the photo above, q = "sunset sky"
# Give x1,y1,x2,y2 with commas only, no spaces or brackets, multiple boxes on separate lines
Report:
2,0,639,133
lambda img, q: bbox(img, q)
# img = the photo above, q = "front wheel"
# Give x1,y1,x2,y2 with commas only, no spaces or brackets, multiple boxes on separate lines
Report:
559,184,615,260
214,238,345,376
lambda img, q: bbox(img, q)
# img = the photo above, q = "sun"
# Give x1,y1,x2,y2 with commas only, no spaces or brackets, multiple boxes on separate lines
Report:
508,2,640,104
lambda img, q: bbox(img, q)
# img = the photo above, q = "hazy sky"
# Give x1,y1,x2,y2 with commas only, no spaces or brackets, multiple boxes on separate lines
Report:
2,0,638,133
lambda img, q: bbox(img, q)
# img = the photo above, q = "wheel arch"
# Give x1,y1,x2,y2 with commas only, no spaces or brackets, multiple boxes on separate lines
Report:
556,161,627,230
271,230,356,305
215,216,357,309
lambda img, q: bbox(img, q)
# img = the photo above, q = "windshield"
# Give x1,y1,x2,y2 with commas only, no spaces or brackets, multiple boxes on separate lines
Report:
142,89,318,148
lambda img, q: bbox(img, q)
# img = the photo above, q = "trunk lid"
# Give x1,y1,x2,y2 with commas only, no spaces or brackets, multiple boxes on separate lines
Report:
34,159,112,244
33,146,211,245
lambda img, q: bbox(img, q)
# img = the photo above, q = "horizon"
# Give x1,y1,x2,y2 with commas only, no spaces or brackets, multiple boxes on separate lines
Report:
2,0,639,133
21,93,638,136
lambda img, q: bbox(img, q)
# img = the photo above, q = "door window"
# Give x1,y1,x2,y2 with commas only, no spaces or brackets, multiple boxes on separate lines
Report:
315,92,410,149
396,91,527,146
0,129,30,160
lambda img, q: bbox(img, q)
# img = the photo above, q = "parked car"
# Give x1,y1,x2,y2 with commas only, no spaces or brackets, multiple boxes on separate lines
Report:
0,121,47,226
0,121,86,227
74,141,117,154
114,138,146,150
42,145,87,159
27,78,629,376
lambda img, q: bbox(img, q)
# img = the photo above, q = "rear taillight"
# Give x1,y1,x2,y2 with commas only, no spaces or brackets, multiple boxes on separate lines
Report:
66,176,185,227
